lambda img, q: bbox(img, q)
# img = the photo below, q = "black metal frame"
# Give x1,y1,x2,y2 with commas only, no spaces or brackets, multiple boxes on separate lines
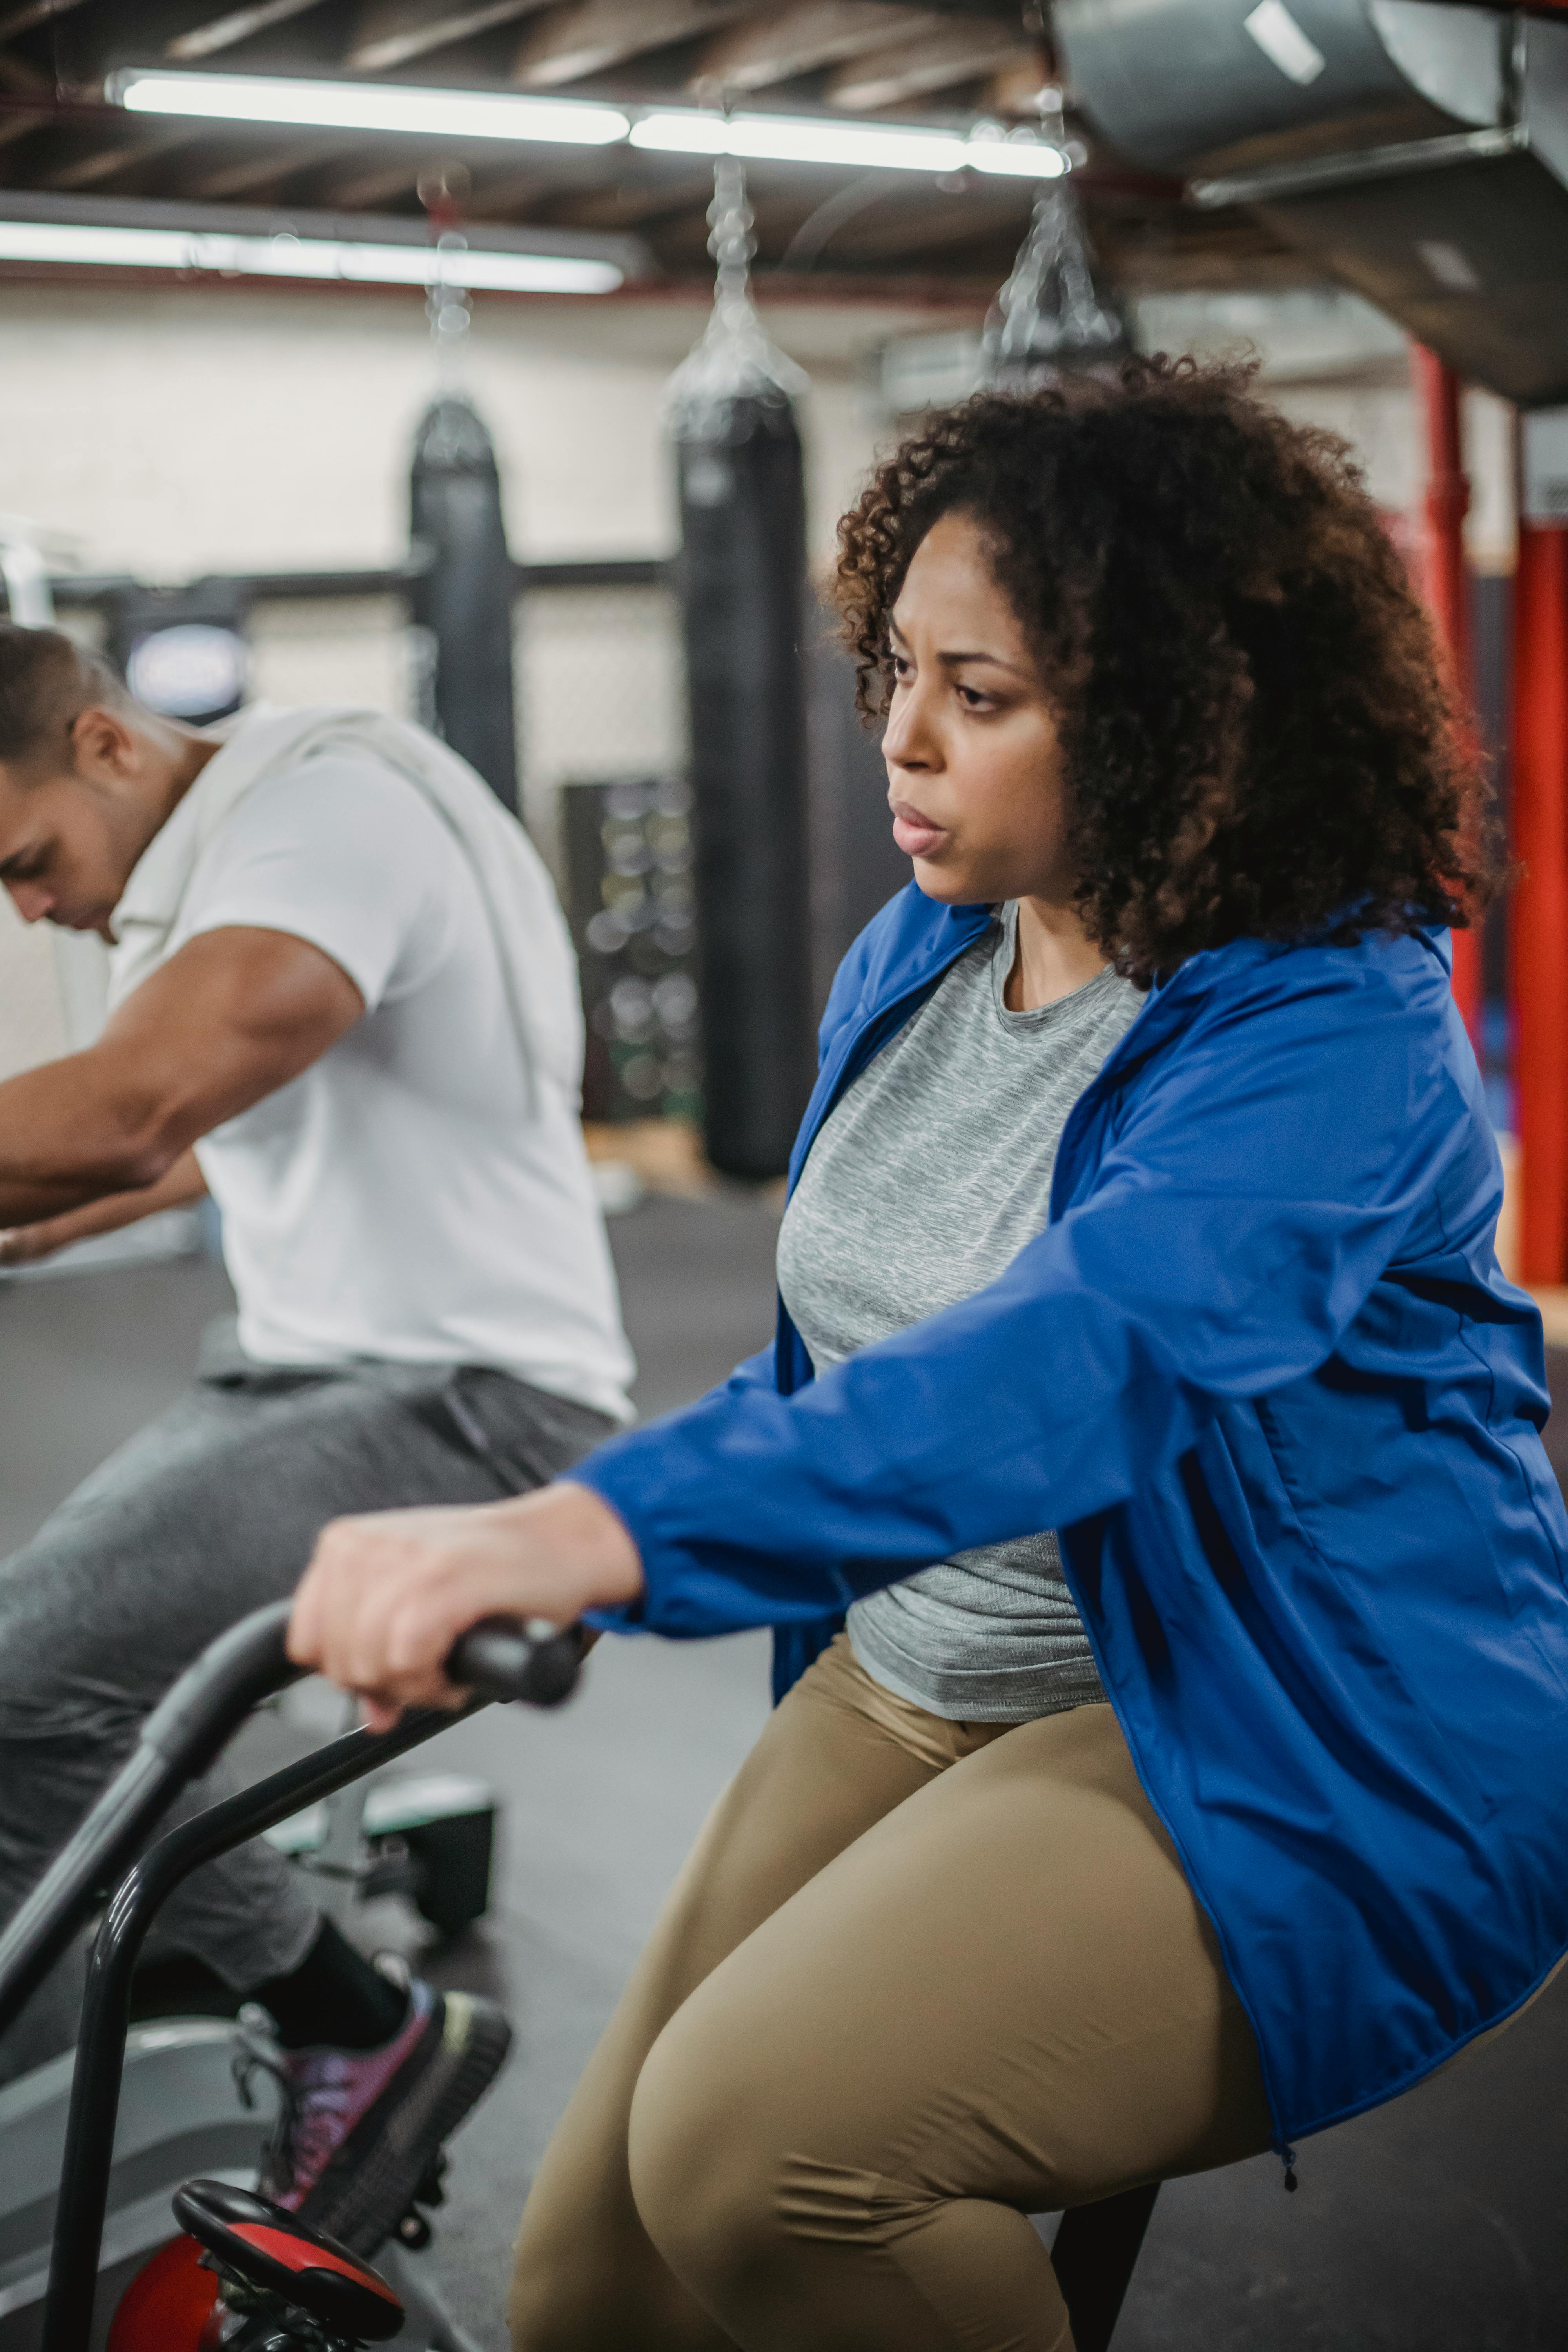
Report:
0,1599,581,2352
0,1595,1156,2352
42,1702,483,2352
1052,2183,1160,2352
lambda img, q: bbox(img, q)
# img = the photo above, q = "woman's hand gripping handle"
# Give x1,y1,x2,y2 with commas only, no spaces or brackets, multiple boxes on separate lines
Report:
287,1482,644,1730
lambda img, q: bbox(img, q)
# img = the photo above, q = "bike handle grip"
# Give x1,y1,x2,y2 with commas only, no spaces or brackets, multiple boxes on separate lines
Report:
446,1616,584,1709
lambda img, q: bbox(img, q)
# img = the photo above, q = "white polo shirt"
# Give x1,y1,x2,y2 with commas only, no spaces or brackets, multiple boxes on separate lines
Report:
164,749,635,1425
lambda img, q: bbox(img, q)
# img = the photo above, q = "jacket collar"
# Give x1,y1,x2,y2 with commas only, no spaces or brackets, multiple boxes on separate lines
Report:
789,891,992,1193
795,887,1456,1197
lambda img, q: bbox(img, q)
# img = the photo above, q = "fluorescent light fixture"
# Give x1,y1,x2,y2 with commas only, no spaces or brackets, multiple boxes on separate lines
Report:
630,109,1065,179
0,217,623,292
114,68,630,147
110,67,1067,181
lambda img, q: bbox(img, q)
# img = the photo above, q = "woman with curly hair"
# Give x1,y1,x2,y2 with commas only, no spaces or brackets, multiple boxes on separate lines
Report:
290,357,1568,2352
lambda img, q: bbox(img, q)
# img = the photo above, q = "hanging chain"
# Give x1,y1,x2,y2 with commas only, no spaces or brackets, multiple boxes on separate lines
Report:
418,164,472,377
426,234,472,373
707,155,756,316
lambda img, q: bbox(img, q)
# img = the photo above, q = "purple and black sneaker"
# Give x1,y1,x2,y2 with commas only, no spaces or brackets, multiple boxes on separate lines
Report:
256,1981,511,2254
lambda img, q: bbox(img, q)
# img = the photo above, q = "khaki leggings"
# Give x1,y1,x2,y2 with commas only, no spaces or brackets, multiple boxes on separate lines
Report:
509,1634,1274,2352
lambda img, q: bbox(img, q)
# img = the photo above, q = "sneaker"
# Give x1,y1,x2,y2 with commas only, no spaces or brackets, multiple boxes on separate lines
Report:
256,1981,512,2254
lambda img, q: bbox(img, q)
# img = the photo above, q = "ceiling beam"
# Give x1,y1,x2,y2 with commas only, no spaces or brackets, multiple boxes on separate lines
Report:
826,19,1037,109
312,152,426,208
0,43,48,93
307,149,576,217
0,52,55,158
165,0,334,63
344,0,552,74
834,189,1031,260
689,2,946,96
183,134,361,199
0,0,89,37
38,129,201,193
981,49,1052,119
541,169,713,229
513,0,752,91
460,163,566,218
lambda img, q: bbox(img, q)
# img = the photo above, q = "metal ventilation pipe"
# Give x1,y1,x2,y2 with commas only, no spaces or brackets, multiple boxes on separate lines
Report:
1055,0,1568,407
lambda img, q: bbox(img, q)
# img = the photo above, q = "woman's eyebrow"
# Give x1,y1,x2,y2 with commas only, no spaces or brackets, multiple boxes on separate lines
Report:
936,649,1029,676
887,619,1030,678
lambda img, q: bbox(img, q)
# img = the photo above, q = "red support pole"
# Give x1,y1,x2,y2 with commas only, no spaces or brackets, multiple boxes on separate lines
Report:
1412,345,1482,1042
1511,519,1568,1284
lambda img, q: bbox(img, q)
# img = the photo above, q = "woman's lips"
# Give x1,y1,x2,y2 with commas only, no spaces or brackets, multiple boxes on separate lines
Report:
890,802,946,858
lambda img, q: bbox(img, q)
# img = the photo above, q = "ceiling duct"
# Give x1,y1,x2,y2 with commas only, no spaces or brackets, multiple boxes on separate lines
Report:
1054,0,1568,406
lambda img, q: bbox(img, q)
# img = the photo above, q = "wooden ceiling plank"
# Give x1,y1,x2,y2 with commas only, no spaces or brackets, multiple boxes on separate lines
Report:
167,0,334,62
827,20,1037,110
833,186,1031,260
183,134,359,198
513,0,752,91
0,45,49,93
981,50,1051,119
0,0,89,38
345,0,554,73
40,128,201,193
690,2,946,95
313,152,425,206
0,111,46,151
460,163,566,217
540,168,713,228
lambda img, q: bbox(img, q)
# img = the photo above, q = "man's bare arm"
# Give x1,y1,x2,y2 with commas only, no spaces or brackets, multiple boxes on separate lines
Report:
0,1147,208,1267
0,926,364,1227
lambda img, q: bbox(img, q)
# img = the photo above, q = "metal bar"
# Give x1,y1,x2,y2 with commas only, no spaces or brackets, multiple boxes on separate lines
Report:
1511,516,1568,1281
0,1606,303,2035
43,559,431,608
0,1746,175,2033
1189,122,1526,211
518,557,669,589
37,554,668,611
1049,2182,1160,2352
41,1698,482,2352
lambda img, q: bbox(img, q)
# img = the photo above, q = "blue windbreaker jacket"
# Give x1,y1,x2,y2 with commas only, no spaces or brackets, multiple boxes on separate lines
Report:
577,884,1568,2156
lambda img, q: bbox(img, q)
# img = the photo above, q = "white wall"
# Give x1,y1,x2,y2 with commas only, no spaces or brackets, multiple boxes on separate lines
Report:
0,276,956,1078
0,270,1499,1082
0,280,940,582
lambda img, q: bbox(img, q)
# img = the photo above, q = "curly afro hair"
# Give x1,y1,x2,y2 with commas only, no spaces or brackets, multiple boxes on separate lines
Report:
830,354,1503,989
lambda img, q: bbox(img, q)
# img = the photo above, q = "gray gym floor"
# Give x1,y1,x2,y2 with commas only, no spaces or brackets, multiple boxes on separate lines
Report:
1,1208,1565,2351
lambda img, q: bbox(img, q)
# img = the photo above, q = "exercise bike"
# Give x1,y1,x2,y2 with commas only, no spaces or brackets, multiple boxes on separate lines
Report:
0,1600,582,2352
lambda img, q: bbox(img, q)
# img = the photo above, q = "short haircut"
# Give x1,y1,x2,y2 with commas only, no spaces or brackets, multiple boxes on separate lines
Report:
0,624,128,774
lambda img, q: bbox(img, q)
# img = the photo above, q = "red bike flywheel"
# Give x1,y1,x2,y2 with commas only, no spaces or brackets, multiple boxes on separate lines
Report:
106,2233,222,2352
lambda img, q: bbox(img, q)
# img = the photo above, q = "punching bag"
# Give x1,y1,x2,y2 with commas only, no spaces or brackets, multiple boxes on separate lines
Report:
409,393,520,812
668,162,815,1181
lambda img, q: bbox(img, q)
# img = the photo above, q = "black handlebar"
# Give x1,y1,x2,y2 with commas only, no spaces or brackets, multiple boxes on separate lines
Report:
450,1615,585,1709
0,1600,582,2037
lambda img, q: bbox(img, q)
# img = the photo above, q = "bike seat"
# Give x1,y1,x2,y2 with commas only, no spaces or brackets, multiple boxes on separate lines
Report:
172,2180,405,2346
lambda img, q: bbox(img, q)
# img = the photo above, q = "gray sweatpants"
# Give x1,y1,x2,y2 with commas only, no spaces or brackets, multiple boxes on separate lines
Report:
0,1321,615,2082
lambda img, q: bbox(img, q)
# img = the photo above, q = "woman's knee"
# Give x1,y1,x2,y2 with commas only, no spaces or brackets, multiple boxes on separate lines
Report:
627,2001,788,2312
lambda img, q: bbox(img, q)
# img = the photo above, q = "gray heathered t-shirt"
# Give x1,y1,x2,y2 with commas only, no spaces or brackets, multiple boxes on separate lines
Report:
776,903,1142,1723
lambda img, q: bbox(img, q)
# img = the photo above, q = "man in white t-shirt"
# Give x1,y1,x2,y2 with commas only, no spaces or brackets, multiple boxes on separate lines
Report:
0,624,634,2252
